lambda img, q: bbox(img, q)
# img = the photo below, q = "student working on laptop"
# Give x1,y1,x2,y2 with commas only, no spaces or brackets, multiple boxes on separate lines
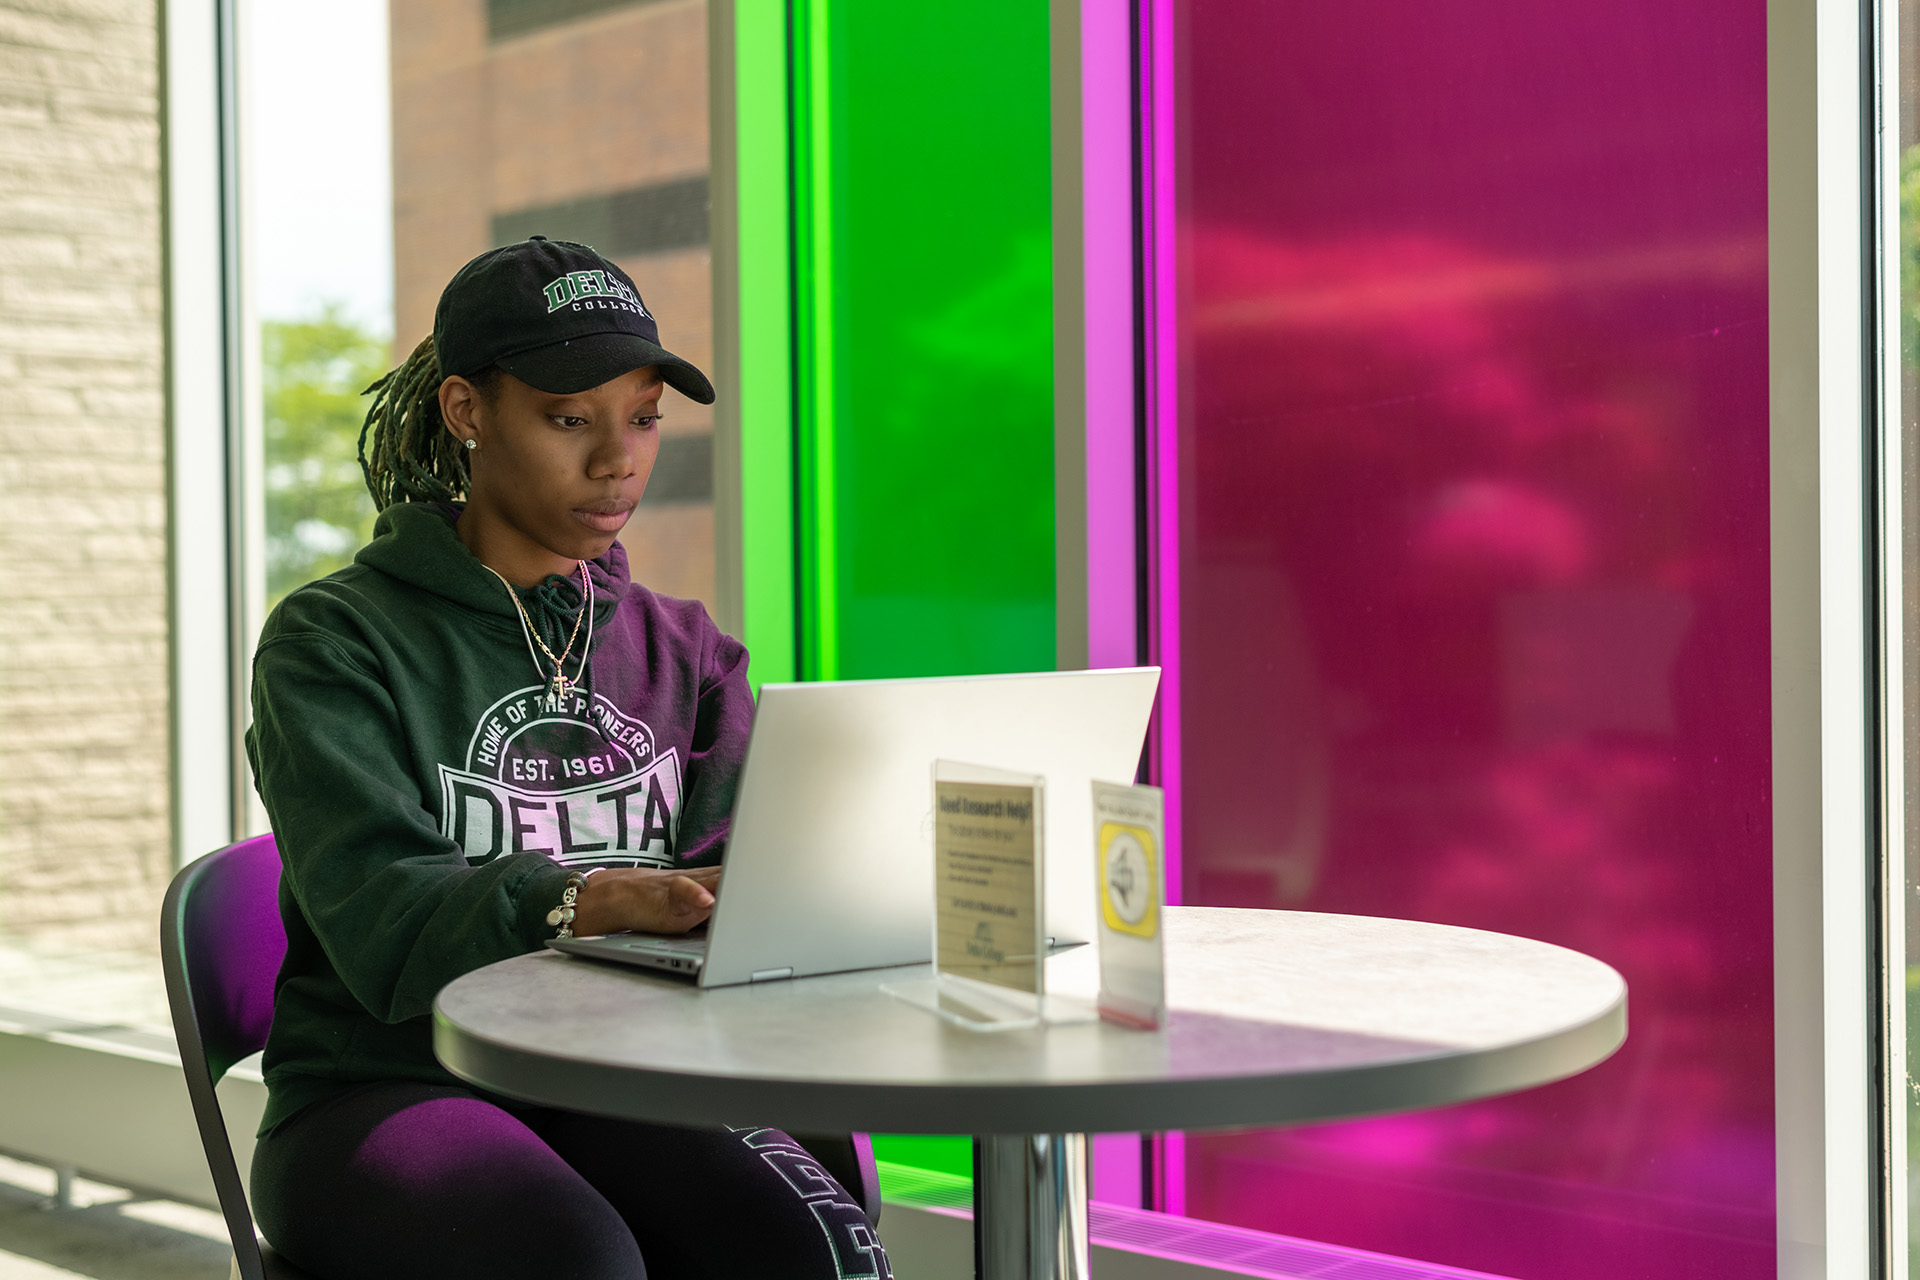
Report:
244,238,890,1280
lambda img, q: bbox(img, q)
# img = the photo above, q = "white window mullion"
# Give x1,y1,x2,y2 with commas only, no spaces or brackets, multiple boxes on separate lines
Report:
162,0,240,864
1769,0,1880,1271
1874,0,1907,1264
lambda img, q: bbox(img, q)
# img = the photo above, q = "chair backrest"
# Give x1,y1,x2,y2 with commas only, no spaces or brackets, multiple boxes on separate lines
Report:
161,833,287,1280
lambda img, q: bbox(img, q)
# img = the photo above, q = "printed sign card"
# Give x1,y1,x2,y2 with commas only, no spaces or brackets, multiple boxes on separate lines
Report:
933,766,1045,995
882,761,1049,1030
1093,779,1167,1029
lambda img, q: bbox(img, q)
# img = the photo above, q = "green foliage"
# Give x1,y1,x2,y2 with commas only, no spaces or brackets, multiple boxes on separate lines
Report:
263,308,389,605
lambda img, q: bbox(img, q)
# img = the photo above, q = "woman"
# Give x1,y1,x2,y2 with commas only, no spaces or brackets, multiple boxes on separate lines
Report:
245,237,890,1280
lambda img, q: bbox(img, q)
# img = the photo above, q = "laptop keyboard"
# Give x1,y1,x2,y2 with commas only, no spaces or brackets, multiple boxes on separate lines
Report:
617,935,708,954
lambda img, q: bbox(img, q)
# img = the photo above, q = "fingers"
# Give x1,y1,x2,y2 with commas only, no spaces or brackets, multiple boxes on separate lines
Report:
671,874,715,910
629,864,722,887
663,874,716,931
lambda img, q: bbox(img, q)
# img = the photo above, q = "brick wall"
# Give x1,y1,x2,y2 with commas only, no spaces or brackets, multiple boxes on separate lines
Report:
0,0,170,949
392,0,716,605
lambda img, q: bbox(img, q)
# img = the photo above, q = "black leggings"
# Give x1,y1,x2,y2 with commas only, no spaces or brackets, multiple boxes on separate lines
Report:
250,1081,893,1280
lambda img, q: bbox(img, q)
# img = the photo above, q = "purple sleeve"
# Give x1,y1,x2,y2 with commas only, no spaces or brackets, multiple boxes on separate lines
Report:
672,615,753,865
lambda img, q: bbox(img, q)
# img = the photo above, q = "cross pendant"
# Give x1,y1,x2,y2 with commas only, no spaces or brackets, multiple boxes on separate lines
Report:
549,674,575,704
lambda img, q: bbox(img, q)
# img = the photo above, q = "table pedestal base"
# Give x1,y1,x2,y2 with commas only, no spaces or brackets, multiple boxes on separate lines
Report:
973,1134,1088,1280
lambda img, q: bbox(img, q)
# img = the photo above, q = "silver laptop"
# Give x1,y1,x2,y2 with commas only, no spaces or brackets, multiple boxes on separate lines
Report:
548,666,1161,986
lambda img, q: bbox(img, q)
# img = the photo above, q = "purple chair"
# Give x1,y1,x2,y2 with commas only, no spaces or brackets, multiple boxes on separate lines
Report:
161,834,313,1280
163,836,882,1280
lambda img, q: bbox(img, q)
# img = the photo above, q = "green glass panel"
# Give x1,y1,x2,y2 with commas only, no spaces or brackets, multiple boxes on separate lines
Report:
795,0,1056,681
740,0,1055,1191
871,1133,974,1181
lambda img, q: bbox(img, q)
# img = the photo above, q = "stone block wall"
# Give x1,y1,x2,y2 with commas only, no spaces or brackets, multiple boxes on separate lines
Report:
0,0,170,951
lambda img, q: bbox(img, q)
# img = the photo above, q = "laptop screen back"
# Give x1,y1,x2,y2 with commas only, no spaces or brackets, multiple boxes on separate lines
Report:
697,667,1161,987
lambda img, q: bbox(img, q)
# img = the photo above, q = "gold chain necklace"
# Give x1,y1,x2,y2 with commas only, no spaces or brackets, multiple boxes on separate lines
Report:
484,561,596,703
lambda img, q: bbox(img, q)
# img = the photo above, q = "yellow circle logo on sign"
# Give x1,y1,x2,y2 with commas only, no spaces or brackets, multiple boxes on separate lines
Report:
1098,821,1160,938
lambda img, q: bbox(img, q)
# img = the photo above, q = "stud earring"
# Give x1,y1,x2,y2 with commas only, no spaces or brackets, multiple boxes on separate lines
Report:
464,438,478,451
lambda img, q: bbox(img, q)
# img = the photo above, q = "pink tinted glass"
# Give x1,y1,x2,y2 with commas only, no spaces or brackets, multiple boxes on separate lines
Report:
1166,2,1772,1277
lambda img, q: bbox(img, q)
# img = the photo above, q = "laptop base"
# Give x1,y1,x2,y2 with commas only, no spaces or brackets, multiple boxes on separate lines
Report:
547,933,707,977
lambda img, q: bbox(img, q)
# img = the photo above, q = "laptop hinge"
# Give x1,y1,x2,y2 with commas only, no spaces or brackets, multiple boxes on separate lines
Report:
749,966,794,982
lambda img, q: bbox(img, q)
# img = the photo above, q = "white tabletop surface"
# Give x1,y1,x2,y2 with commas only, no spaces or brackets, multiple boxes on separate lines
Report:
433,906,1626,1134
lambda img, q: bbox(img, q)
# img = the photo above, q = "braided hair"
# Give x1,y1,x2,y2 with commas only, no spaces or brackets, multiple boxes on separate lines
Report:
357,335,500,510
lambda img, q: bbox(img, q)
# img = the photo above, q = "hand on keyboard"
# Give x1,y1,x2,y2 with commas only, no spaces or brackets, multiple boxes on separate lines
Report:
571,865,722,937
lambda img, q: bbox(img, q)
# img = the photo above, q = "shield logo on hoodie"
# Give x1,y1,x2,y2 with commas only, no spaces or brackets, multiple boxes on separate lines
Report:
435,684,683,868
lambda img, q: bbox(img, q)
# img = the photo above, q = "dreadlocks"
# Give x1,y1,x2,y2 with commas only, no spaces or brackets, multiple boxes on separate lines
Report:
358,335,498,511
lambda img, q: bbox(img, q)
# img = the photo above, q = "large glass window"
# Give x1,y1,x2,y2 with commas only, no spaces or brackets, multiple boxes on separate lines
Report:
1154,2,1773,1276
244,0,720,627
246,0,393,610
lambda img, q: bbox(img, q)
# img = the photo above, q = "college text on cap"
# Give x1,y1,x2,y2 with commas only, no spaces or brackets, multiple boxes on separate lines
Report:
541,269,653,318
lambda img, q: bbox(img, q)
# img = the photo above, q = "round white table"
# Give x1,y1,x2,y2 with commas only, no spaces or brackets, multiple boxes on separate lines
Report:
434,907,1625,1280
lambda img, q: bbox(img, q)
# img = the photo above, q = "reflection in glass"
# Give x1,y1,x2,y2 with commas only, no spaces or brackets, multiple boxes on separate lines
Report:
1164,2,1771,1276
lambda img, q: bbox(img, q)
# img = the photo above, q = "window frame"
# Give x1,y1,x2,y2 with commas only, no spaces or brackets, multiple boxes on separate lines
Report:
162,0,246,864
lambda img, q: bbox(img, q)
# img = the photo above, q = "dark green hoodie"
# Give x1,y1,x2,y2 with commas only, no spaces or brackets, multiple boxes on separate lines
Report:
245,502,751,1134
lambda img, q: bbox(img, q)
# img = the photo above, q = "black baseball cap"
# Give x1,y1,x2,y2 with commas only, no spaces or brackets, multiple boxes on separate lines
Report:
433,236,715,404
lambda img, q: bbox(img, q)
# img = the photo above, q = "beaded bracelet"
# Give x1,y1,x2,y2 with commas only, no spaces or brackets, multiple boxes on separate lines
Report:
547,868,602,939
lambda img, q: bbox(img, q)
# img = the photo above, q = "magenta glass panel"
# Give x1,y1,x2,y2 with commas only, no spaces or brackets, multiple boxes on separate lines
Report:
1166,3,1772,1278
